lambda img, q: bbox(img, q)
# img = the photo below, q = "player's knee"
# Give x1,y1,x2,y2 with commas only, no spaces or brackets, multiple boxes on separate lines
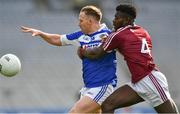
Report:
101,100,115,112
154,99,179,113
69,105,82,113
69,107,77,113
69,103,87,113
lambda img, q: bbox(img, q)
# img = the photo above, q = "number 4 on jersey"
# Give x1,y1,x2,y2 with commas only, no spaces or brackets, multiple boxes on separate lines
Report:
141,38,151,56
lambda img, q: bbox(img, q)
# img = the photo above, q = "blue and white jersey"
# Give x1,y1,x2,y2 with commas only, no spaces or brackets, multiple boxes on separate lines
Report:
61,24,117,88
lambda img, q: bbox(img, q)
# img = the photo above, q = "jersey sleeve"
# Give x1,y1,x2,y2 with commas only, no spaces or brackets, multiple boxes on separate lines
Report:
103,32,119,51
60,31,83,46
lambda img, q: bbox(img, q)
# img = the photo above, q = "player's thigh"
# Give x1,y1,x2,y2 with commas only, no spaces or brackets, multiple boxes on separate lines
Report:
69,96,101,113
103,85,144,108
154,99,179,113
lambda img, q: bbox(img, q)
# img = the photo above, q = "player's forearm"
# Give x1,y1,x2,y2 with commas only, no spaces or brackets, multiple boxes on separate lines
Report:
82,46,106,59
39,32,62,46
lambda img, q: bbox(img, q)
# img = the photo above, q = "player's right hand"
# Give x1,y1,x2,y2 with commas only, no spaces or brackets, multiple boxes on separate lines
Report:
100,34,108,44
77,47,84,59
21,26,42,36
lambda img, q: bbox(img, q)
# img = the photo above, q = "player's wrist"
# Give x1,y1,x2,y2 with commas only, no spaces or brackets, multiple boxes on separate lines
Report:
80,47,85,56
77,47,84,59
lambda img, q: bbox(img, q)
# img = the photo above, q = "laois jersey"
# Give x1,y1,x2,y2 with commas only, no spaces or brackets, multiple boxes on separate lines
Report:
61,24,117,87
103,25,156,83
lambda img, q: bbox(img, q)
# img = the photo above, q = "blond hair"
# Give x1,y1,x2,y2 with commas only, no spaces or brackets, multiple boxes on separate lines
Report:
80,5,102,22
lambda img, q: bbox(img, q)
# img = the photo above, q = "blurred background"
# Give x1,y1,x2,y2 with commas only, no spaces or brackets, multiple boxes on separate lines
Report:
0,0,179,113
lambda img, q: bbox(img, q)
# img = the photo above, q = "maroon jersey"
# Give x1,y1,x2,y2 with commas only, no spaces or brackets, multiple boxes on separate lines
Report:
103,25,156,83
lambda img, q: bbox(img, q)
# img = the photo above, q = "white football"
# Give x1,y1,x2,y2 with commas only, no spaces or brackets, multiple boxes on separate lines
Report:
0,54,21,77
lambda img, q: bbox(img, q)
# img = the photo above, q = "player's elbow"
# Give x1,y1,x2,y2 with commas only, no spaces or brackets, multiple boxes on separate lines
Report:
49,37,62,46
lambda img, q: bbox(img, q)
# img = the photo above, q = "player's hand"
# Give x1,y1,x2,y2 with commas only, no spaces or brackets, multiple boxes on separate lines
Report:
21,26,42,36
100,34,108,43
77,47,84,59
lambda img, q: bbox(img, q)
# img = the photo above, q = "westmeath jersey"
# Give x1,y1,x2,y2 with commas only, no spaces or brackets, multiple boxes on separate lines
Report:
103,25,155,83
61,24,117,87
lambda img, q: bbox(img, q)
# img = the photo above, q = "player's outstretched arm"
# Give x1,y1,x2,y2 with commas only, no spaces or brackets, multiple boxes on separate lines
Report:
21,26,62,46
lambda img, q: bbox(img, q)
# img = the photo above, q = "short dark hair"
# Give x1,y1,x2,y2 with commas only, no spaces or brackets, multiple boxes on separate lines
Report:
116,5,136,19
80,5,102,22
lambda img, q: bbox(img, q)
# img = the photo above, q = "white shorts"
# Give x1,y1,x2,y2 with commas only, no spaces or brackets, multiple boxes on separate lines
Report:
80,84,114,105
127,70,172,107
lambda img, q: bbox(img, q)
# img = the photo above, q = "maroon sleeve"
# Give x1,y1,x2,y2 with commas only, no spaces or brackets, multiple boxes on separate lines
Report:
103,32,119,51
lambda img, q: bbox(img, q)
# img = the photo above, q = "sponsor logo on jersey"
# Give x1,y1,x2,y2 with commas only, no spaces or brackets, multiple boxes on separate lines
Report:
82,42,101,49
87,92,93,95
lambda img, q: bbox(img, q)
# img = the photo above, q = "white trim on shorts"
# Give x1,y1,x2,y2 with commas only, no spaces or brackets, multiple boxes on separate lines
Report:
80,84,114,105
127,70,172,107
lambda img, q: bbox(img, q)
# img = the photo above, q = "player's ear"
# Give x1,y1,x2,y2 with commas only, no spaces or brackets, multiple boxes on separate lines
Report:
88,16,96,24
125,17,132,24
88,18,93,24
122,17,130,26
